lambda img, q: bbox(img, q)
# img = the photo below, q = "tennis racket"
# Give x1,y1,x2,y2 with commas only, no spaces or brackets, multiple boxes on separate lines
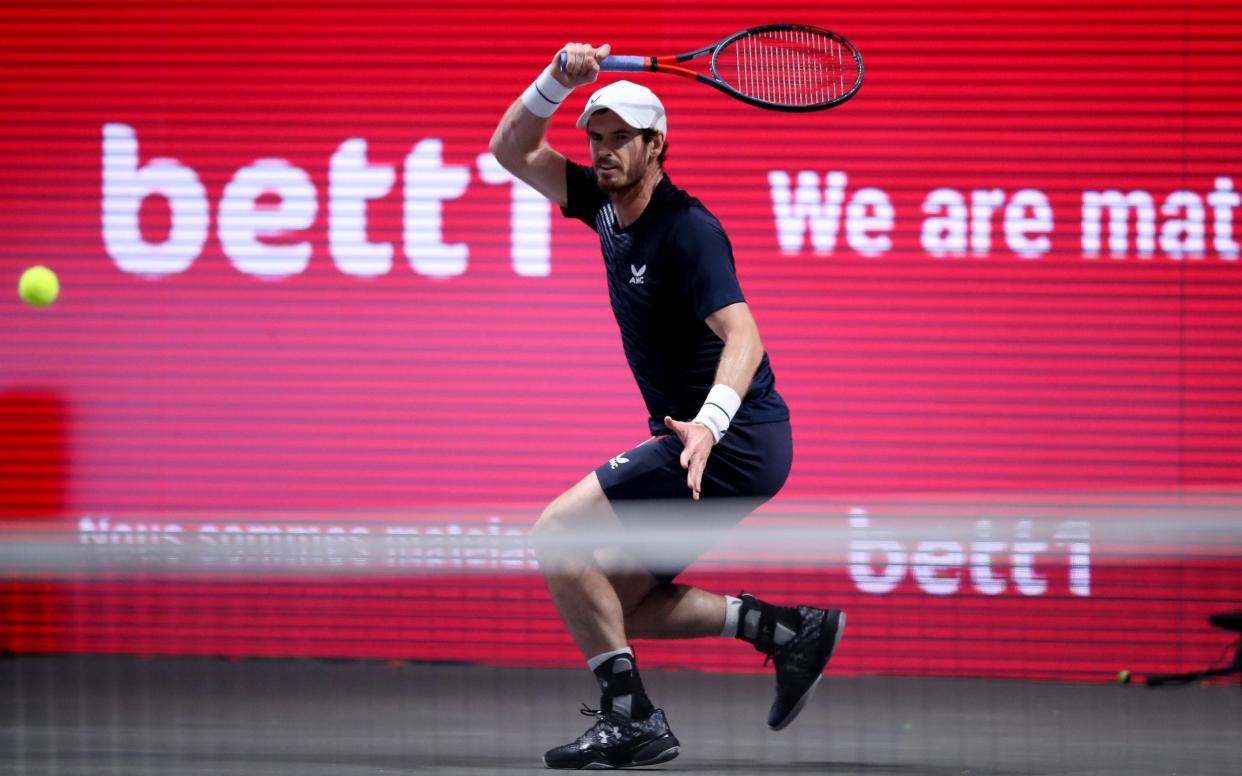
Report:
558,24,863,112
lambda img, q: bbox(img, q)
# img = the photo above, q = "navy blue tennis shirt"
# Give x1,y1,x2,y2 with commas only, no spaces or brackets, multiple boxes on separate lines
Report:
561,160,789,435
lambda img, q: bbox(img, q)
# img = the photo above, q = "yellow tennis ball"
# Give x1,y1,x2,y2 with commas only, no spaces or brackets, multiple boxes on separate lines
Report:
18,265,59,307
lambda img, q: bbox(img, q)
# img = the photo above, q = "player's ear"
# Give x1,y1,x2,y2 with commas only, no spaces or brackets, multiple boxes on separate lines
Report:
649,132,665,161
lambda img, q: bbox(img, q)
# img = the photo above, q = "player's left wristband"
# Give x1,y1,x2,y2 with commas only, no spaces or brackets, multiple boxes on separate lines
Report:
693,384,742,444
521,69,573,118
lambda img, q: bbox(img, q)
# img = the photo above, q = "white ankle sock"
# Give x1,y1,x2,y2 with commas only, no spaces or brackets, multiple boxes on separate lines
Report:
587,646,633,672
721,595,742,637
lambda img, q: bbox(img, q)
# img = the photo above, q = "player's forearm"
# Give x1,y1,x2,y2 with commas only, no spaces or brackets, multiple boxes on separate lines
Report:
492,44,610,171
712,325,763,400
489,87,554,171
690,326,761,444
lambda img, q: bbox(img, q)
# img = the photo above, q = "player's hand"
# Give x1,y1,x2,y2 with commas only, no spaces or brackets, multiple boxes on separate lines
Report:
664,416,715,501
551,43,611,89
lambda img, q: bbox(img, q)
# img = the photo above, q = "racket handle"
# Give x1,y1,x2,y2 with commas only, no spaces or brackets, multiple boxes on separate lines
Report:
598,56,647,72
557,53,647,73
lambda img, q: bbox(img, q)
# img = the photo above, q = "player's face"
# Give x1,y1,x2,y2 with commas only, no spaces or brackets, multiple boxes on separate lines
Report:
586,111,661,192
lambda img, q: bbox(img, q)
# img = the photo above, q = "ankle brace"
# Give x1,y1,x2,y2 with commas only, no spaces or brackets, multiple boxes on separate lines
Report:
736,593,801,655
591,651,654,719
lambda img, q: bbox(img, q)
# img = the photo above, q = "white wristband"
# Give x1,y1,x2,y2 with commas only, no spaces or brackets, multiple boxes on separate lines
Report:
693,384,742,444
521,69,573,118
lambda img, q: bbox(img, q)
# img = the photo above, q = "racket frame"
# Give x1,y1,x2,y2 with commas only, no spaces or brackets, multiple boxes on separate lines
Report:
621,23,865,112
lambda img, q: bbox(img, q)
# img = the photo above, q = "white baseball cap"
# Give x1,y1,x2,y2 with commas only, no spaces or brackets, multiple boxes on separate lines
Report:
576,80,667,134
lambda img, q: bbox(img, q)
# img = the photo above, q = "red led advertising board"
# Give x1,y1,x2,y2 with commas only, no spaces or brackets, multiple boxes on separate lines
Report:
2,2,1240,680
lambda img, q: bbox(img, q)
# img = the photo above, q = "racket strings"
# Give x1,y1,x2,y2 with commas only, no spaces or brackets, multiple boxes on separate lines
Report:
720,30,857,107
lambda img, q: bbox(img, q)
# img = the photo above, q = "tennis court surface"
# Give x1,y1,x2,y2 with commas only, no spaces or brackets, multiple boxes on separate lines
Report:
5,653,1238,775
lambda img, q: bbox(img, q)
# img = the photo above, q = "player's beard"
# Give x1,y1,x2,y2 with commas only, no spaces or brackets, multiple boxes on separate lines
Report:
593,144,652,194
594,159,645,194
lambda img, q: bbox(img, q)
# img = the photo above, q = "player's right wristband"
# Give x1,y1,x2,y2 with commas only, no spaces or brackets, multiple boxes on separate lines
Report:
521,69,573,118
693,384,742,444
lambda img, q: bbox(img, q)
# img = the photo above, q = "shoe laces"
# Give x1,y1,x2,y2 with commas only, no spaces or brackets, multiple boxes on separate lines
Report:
579,703,604,719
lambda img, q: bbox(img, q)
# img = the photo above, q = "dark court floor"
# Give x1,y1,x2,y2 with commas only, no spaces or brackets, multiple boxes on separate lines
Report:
2,655,1238,775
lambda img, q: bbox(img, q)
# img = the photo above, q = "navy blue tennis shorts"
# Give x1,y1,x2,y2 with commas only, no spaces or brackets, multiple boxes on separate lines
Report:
593,419,793,583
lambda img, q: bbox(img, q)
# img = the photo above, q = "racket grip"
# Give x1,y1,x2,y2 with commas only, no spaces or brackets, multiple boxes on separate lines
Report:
598,56,646,72
557,53,647,73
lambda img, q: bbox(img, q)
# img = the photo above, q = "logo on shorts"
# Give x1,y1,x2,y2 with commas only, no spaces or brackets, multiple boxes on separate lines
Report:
628,264,646,285
609,454,630,469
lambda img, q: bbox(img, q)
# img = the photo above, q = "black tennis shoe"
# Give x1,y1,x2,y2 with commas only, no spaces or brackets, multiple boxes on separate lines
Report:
740,594,846,731
543,705,680,770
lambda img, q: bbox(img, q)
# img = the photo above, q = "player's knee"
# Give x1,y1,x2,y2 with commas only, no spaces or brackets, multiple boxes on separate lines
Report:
530,507,559,560
617,578,664,617
531,502,582,562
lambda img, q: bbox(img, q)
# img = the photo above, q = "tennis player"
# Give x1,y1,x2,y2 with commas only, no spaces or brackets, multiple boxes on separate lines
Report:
490,42,846,769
